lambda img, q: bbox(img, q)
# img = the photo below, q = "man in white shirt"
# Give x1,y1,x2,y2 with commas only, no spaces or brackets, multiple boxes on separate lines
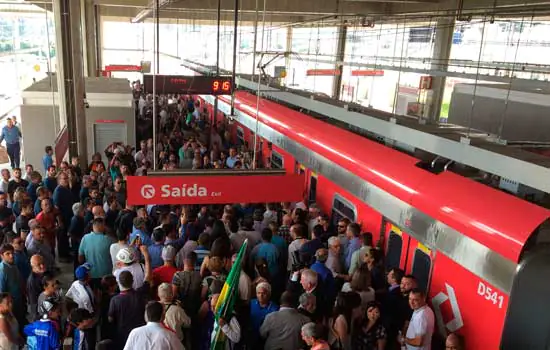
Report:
403,288,435,350
65,263,95,314
124,301,183,350
114,247,148,290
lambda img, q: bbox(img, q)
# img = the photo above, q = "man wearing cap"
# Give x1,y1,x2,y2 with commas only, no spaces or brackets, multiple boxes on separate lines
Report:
0,117,22,169
66,263,95,314
152,245,178,285
114,246,151,290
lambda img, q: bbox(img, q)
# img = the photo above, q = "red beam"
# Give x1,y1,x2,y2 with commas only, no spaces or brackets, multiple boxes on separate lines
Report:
351,70,385,77
105,65,142,72
306,69,341,76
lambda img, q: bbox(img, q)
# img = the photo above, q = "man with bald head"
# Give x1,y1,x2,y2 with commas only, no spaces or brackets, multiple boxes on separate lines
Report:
84,205,106,234
446,333,465,350
278,214,293,245
27,254,46,318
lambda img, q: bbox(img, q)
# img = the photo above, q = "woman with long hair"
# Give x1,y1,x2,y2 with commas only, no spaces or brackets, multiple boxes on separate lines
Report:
352,301,387,350
342,264,376,313
328,291,361,350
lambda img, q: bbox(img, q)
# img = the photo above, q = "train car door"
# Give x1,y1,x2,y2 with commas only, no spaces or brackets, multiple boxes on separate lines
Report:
295,162,310,199
383,221,435,292
384,222,410,272
405,238,434,293
308,172,318,205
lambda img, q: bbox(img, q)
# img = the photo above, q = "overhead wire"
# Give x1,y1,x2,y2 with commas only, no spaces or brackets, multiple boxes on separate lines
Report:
497,14,531,140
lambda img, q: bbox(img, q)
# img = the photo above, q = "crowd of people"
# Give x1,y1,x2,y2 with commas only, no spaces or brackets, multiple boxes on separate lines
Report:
0,91,466,350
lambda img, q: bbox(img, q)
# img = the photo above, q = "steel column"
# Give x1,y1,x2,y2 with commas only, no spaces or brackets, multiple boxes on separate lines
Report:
428,17,455,121
230,0,239,115
53,0,87,164
332,25,347,99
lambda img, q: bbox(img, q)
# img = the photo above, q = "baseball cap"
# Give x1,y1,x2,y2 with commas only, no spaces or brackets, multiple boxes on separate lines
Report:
116,247,137,264
75,263,92,280
161,245,176,261
41,298,59,319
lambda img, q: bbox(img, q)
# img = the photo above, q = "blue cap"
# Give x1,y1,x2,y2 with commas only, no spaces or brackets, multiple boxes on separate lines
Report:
75,263,91,280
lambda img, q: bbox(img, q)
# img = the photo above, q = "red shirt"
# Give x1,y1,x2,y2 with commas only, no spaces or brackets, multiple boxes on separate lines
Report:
153,265,178,285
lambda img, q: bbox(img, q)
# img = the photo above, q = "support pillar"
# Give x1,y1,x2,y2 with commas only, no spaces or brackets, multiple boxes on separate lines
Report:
81,0,100,77
428,16,455,121
53,0,88,166
285,27,293,84
332,25,347,99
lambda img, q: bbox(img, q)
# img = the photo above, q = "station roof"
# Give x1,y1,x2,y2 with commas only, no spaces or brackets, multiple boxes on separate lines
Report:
24,0,550,23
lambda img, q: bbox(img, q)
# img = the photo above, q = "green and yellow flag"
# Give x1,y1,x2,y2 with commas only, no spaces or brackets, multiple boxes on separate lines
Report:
211,239,248,350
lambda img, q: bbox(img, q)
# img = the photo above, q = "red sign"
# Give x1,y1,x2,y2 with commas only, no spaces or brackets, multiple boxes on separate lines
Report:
351,70,385,77
419,76,433,90
306,69,341,76
105,65,142,72
126,174,304,205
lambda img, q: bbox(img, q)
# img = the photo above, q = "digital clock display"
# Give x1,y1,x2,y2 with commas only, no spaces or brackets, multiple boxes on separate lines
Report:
143,75,234,96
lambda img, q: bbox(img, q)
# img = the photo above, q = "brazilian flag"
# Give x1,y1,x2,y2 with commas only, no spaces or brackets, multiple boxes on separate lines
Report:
211,239,248,350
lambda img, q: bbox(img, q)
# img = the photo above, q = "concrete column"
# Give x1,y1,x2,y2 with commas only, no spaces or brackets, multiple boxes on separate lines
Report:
285,27,292,84
81,0,100,77
428,16,455,121
53,0,88,165
332,25,347,99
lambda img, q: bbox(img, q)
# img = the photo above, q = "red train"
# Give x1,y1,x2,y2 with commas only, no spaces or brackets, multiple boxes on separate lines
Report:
199,91,550,349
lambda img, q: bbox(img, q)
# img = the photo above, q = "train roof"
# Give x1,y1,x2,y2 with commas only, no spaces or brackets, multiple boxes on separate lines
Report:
226,91,550,262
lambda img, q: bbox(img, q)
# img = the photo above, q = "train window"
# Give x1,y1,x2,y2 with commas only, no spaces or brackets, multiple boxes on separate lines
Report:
308,175,317,204
271,150,284,169
331,194,357,227
236,126,244,146
385,232,403,271
411,249,432,292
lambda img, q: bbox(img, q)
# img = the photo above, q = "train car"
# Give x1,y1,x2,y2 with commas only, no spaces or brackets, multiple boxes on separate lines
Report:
198,91,550,349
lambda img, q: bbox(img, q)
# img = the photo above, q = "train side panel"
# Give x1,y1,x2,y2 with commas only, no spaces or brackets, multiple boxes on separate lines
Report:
429,254,508,349
308,173,383,240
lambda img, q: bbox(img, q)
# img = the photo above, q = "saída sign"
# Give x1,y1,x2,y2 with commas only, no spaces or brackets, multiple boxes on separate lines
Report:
127,174,304,205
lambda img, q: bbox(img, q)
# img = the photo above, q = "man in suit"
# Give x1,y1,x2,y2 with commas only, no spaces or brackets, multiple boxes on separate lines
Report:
287,268,328,322
384,268,413,350
260,291,310,350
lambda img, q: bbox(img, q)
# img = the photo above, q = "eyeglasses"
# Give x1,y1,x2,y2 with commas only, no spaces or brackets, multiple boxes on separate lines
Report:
337,225,346,228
